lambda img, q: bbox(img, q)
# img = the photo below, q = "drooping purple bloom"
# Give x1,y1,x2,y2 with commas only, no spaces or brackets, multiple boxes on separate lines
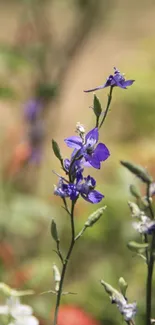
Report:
24,99,42,122
84,67,134,92
54,175,104,204
65,128,110,169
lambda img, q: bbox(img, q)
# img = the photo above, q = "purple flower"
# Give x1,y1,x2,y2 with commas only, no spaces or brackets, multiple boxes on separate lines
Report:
84,67,134,92
54,178,79,201
65,128,110,169
77,175,104,203
64,158,83,182
54,175,104,203
24,99,42,122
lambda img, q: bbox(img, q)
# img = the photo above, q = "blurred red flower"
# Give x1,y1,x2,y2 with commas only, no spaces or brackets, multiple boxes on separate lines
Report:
57,305,100,325
0,242,15,268
10,265,33,288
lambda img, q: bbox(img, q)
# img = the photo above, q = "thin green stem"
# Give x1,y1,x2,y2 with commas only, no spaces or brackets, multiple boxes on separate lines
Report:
146,182,155,325
53,201,76,325
99,86,113,129
75,225,87,241
146,233,155,325
144,234,149,265
56,241,64,264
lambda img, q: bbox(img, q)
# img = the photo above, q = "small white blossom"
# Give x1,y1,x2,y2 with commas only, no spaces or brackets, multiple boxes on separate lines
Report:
76,122,85,143
132,215,155,234
0,297,39,325
117,301,137,321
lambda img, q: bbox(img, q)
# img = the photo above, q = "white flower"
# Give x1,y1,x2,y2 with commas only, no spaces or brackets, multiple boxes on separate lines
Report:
117,301,137,321
132,215,155,234
0,297,39,325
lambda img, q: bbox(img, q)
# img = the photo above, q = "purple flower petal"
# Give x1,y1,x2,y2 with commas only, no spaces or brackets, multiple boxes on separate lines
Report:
85,128,99,143
64,136,82,149
86,154,101,169
94,143,110,161
122,80,135,87
84,85,105,93
82,190,104,203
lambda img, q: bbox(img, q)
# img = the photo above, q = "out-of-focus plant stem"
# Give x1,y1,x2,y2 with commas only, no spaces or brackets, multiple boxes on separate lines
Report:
146,183,155,325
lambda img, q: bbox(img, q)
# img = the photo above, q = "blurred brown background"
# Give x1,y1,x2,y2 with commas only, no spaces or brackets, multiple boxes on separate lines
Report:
0,0,155,324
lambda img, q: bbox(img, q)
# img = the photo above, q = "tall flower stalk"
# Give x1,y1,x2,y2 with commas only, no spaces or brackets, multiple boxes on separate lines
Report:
51,67,134,325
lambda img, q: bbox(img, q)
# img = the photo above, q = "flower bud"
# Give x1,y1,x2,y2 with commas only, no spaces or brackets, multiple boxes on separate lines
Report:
120,160,152,184
51,219,59,243
129,184,141,199
53,264,61,292
118,277,128,297
127,241,149,253
85,206,106,228
52,139,63,163
93,95,102,118
128,201,142,218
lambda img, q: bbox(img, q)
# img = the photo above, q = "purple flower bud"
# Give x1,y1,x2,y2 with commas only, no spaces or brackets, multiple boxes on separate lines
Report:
65,128,110,169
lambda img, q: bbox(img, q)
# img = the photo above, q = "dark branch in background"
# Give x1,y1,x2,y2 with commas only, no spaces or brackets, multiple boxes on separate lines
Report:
54,0,114,91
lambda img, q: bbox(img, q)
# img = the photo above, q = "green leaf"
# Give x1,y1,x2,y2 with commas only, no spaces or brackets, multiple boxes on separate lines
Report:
51,219,59,243
129,184,141,199
127,241,149,253
52,139,63,163
85,206,106,227
120,160,152,184
93,95,102,117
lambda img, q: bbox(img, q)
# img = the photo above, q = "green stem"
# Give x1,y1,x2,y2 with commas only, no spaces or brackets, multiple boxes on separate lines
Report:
99,86,113,129
53,201,76,325
144,234,149,265
68,149,81,182
146,233,155,325
75,225,87,241
146,182,155,325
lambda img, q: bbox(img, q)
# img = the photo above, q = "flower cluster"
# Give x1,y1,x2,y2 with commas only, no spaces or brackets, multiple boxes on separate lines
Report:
54,126,110,204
